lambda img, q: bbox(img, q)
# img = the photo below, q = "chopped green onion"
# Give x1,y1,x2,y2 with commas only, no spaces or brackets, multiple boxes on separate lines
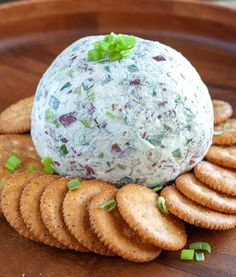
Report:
80,119,92,128
157,196,169,215
88,49,102,61
152,183,164,192
27,164,37,172
41,156,55,174
105,111,117,120
5,152,22,172
213,130,222,136
181,249,194,261
189,242,211,253
195,252,205,262
60,144,69,156
172,148,182,160
223,122,230,130
88,33,136,62
67,178,82,190
99,199,117,212
98,152,104,159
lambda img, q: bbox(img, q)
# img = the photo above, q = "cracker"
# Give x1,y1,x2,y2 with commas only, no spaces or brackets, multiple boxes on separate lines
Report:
116,184,187,251
0,156,43,213
176,173,236,214
63,180,115,256
212,100,233,125
89,188,162,262
213,119,236,145
0,134,39,160
20,175,65,249
40,177,88,252
161,185,236,230
194,161,236,196
1,172,41,240
206,145,236,169
0,96,34,134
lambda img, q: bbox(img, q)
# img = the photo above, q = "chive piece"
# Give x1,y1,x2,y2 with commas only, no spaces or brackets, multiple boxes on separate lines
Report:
27,164,37,172
67,178,82,191
105,111,117,120
152,183,164,192
157,196,169,215
223,122,230,130
189,242,211,253
98,152,104,159
213,130,222,136
88,49,102,61
80,119,92,129
60,144,69,156
195,252,205,262
99,199,117,212
181,249,194,261
5,153,22,172
172,148,182,160
41,156,55,174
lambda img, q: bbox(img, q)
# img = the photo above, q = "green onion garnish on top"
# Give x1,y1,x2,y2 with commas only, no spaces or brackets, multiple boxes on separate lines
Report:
152,183,164,193
181,249,194,261
41,156,55,174
195,252,205,262
5,152,22,172
189,242,211,253
88,33,136,62
157,196,169,215
67,178,82,190
99,199,117,212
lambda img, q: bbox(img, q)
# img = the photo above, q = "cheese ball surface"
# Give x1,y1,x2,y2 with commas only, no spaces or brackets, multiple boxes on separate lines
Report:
31,35,213,187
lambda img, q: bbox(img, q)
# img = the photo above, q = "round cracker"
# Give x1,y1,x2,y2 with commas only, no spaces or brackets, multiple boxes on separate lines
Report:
20,175,65,249
0,134,39,160
116,184,187,251
212,100,233,125
1,172,41,240
63,180,115,256
194,161,236,196
161,185,236,230
40,177,88,252
0,96,34,134
206,145,236,169
0,157,43,213
176,173,236,214
213,119,236,145
89,188,162,262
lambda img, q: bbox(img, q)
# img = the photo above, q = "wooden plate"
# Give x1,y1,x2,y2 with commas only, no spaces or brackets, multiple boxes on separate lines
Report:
0,0,236,276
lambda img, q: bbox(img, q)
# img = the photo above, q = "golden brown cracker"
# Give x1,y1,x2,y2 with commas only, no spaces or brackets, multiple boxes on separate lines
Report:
40,177,88,252
206,145,236,169
194,161,236,196
0,157,43,213
89,188,162,262
213,119,236,145
0,134,39,160
161,185,236,230
1,172,41,240
176,173,236,214
213,100,233,125
0,96,34,134
116,184,187,251
63,179,115,256
20,175,65,249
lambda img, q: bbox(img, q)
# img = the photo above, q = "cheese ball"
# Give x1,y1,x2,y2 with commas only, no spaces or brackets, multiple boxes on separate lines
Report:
31,35,213,187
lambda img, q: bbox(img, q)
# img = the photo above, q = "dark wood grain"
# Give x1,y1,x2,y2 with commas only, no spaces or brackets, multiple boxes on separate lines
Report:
0,0,236,276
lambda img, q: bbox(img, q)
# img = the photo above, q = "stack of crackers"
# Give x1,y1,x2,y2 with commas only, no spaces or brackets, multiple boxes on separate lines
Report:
0,97,236,263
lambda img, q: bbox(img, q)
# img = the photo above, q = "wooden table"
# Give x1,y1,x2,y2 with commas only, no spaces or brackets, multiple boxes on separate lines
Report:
0,1,236,276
